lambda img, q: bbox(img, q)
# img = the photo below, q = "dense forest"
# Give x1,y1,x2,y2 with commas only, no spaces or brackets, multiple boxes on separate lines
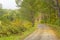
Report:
0,0,60,40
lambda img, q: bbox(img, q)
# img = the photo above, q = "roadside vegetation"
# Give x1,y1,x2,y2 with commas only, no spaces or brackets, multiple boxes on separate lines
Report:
0,0,60,40
0,9,37,40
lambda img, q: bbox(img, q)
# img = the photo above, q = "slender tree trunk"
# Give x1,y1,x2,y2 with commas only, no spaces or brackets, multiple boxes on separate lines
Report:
58,8,60,18
31,11,35,27
32,18,35,27
56,0,60,18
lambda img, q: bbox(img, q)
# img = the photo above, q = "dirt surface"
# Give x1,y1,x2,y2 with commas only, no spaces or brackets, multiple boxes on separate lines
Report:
24,24,58,40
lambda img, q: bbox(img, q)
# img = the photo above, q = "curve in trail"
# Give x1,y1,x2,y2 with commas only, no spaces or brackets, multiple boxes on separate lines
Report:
24,24,58,40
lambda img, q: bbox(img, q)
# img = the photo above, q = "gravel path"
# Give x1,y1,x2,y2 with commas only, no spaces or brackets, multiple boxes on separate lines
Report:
24,24,58,40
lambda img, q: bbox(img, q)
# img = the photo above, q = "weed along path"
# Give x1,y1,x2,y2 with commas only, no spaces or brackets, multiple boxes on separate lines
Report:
24,24,58,40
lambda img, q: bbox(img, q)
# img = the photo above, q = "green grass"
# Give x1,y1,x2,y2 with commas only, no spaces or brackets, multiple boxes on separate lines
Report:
0,35,20,40
0,26,36,40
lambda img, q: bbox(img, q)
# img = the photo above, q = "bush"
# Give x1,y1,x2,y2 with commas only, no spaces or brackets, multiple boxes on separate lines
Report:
0,25,27,37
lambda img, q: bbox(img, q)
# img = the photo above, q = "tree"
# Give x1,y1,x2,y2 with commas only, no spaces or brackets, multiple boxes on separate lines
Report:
15,0,41,27
45,0,60,18
55,0,60,18
15,0,60,26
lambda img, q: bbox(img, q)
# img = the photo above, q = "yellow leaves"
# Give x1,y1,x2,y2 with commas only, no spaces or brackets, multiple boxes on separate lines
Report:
23,21,32,28
0,21,2,25
10,18,32,29
11,19,21,27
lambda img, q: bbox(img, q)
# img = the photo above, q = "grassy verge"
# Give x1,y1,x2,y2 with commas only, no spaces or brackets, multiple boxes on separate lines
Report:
47,24,60,39
0,26,36,40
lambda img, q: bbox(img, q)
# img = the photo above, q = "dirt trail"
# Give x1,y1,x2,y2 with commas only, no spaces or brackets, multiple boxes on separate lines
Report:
24,24,58,40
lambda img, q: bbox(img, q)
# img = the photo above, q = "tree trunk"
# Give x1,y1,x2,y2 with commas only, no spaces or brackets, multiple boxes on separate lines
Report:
58,8,60,18
31,11,35,27
31,15,35,27
56,0,60,18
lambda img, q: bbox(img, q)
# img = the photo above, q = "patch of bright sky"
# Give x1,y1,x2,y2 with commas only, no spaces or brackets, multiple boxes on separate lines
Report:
0,0,18,9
